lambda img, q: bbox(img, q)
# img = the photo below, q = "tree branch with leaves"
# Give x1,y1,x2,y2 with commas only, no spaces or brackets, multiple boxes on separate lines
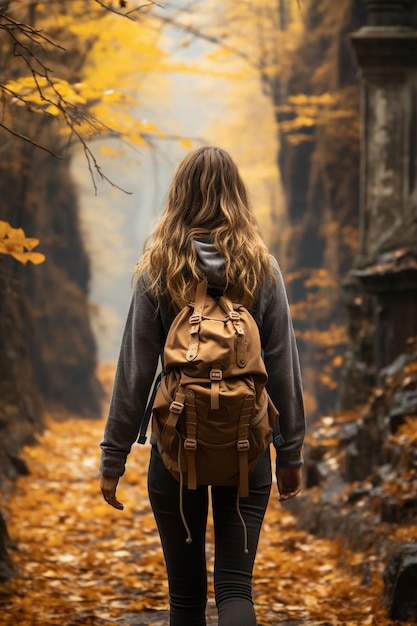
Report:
0,1,164,191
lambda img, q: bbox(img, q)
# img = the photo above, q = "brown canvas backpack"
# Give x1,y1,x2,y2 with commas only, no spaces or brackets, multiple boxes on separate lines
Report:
150,279,278,500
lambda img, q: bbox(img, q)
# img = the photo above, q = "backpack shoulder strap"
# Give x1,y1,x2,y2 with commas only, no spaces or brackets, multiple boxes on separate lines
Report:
219,294,248,368
192,278,208,317
137,370,164,444
186,278,208,362
137,278,208,443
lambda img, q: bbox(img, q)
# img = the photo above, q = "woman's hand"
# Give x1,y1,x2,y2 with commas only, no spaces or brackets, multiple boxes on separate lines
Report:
100,475,124,510
277,466,302,502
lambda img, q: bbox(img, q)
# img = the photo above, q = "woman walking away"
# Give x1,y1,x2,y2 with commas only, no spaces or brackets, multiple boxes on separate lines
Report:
100,146,306,626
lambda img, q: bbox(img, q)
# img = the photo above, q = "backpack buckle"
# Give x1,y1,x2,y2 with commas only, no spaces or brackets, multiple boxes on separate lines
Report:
189,313,202,324
210,369,222,381
169,400,184,414
237,439,250,451
184,438,197,450
229,310,240,321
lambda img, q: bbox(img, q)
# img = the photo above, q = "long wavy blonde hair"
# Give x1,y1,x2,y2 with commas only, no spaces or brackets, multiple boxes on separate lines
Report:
136,146,273,307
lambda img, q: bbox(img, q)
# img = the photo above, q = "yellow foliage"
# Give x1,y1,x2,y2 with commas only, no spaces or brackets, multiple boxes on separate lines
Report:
277,91,359,143
319,372,339,390
280,116,315,132
1,1,184,151
0,221,45,265
180,138,194,150
296,323,347,348
304,268,337,289
392,417,417,445
286,133,314,145
4,76,88,115
287,268,336,290
100,145,124,157
288,93,338,106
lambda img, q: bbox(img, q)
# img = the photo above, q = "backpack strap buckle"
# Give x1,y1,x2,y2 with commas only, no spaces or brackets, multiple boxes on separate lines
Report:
229,310,240,321
210,369,222,381
237,439,250,451
189,313,202,325
187,309,203,361
169,400,184,414
184,438,197,450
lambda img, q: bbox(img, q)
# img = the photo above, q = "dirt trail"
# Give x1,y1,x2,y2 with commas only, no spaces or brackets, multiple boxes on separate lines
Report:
0,397,402,626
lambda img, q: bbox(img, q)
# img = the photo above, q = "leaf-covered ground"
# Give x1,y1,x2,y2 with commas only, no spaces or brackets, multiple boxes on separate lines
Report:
0,368,413,626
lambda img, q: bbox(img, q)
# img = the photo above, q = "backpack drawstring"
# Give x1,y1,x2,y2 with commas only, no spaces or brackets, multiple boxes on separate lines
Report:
236,490,249,555
178,438,193,545
177,434,249,554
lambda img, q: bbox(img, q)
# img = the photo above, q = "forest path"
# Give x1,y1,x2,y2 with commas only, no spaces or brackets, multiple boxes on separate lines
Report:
0,369,397,626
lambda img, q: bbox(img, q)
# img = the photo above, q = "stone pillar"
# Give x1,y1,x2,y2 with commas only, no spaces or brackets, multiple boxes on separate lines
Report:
339,0,417,405
351,0,417,263
346,0,417,371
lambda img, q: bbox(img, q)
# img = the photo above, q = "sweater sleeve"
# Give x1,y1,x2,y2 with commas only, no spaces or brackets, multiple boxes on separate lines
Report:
258,258,306,469
99,275,165,477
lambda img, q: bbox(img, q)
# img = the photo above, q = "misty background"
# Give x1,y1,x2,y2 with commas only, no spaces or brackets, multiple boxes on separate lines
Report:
72,13,282,362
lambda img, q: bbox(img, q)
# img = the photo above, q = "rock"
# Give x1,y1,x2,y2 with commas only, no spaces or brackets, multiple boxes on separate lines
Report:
340,421,360,443
0,512,13,582
383,543,417,621
7,452,29,476
404,495,417,517
380,353,413,380
371,464,397,486
347,486,372,503
380,497,404,524
389,389,417,433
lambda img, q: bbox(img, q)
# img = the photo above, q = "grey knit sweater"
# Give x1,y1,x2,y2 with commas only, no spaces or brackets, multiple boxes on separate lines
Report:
100,241,306,477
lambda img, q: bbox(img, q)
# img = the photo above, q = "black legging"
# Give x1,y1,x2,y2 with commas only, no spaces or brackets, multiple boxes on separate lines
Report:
148,444,272,626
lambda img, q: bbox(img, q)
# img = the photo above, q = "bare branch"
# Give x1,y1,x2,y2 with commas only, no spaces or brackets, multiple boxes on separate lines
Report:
154,11,253,64
126,2,163,18
0,5,135,191
81,139,133,196
151,8,275,99
0,2,197,194
0,120,62,157
94,0,136,21
94,0,164,21
0,10,66,50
